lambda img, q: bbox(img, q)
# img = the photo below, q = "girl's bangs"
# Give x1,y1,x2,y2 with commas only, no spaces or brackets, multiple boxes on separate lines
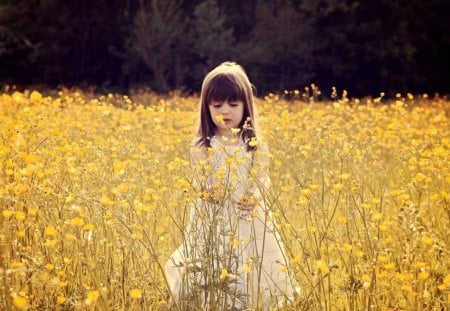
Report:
205,75,245,104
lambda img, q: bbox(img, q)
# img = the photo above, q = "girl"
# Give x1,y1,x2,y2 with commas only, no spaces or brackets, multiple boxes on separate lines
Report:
165,62,300,310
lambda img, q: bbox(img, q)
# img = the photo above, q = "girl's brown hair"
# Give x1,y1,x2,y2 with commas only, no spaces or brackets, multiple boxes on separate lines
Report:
196,62,257,150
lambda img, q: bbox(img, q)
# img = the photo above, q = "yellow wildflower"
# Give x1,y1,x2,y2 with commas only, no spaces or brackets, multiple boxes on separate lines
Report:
130,288,142,299
219,268,228,280
13,296,28,310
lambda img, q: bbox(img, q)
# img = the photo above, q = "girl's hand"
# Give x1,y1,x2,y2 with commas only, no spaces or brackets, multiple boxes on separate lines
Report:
236,196,258,217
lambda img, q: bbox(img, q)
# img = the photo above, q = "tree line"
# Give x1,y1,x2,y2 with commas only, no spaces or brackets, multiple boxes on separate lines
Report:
1,0,449,96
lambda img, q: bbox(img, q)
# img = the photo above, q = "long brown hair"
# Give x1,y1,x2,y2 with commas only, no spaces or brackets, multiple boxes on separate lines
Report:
196,62,257,150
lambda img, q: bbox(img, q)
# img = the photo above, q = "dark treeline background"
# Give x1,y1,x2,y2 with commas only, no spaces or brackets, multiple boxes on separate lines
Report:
1,0,449,96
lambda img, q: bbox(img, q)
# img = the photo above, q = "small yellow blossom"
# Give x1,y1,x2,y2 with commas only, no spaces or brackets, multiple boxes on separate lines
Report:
13,296,28,310
401,284,413,292
70,217,84,227
421,235,433,246
86,290,100,303
248,137,258,147
333,183,344,192
130,288,142,299
219,268,228,280
45,226,57,237
383,263,395,271
316,260,329,274
418,272,430,280
44,239,58,248
45,263,55,271
243,264,252,273
57,296,66,304
83,223,95,231
15,211,26,221
371,212,383,221
337,216,347,224
2,210,14,218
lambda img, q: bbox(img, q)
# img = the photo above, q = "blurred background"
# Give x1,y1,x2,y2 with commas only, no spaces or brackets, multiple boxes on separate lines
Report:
1,0,449,96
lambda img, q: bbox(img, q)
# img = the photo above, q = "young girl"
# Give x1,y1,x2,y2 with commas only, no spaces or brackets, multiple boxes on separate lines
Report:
165,62,300,310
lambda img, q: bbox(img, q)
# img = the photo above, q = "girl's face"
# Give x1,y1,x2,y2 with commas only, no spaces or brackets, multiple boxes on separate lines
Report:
209,100,244,137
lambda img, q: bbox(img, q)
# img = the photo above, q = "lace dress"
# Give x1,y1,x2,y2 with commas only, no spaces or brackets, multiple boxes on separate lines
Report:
165,136,300,310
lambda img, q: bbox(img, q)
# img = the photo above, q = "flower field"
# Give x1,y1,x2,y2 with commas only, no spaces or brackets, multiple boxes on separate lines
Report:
0,89,449,310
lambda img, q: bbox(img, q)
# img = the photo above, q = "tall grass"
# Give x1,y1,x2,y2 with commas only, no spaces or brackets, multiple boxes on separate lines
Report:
0,89,449,310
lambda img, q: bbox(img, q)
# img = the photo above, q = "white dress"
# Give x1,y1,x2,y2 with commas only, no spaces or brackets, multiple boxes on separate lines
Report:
165,137,300,310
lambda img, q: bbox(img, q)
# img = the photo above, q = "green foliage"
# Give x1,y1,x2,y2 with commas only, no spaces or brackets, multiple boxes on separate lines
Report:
126,0,185,93
0,0,449,95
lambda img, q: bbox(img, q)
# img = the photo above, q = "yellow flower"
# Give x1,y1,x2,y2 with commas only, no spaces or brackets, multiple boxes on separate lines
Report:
248,137,258,147
421,235,433,246
130,288,142,299
27,207,37,216
45,263,55,271
401,284,413,292
316,260,329,274
337,216,347,224
215,114,224,123
87,290,100,302
343,243,352,252
219,268,228,280
83,223,95,231
156,225,165,234
65,234,77,241
383,263,395,271
70,217,84,227
309,184,320,190
45,225,57,237
243,264,252,273
418,272,430,280
355,251,365,258
413,261,428,269
44,239,58,248
30,90,43,102
231,128,240,134
361,274,371,282
371,212,383,221
13,296,28,310
333,183,343,192
2,210,13,218
377,255,389,263
443,274,450,286
15,211,26,221
56,296,66,304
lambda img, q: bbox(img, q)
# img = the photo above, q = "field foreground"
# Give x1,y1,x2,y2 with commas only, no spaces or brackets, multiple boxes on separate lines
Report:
0,90,449,310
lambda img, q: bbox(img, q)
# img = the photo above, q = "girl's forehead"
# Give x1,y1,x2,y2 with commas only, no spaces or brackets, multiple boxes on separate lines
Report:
209,99,243,104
